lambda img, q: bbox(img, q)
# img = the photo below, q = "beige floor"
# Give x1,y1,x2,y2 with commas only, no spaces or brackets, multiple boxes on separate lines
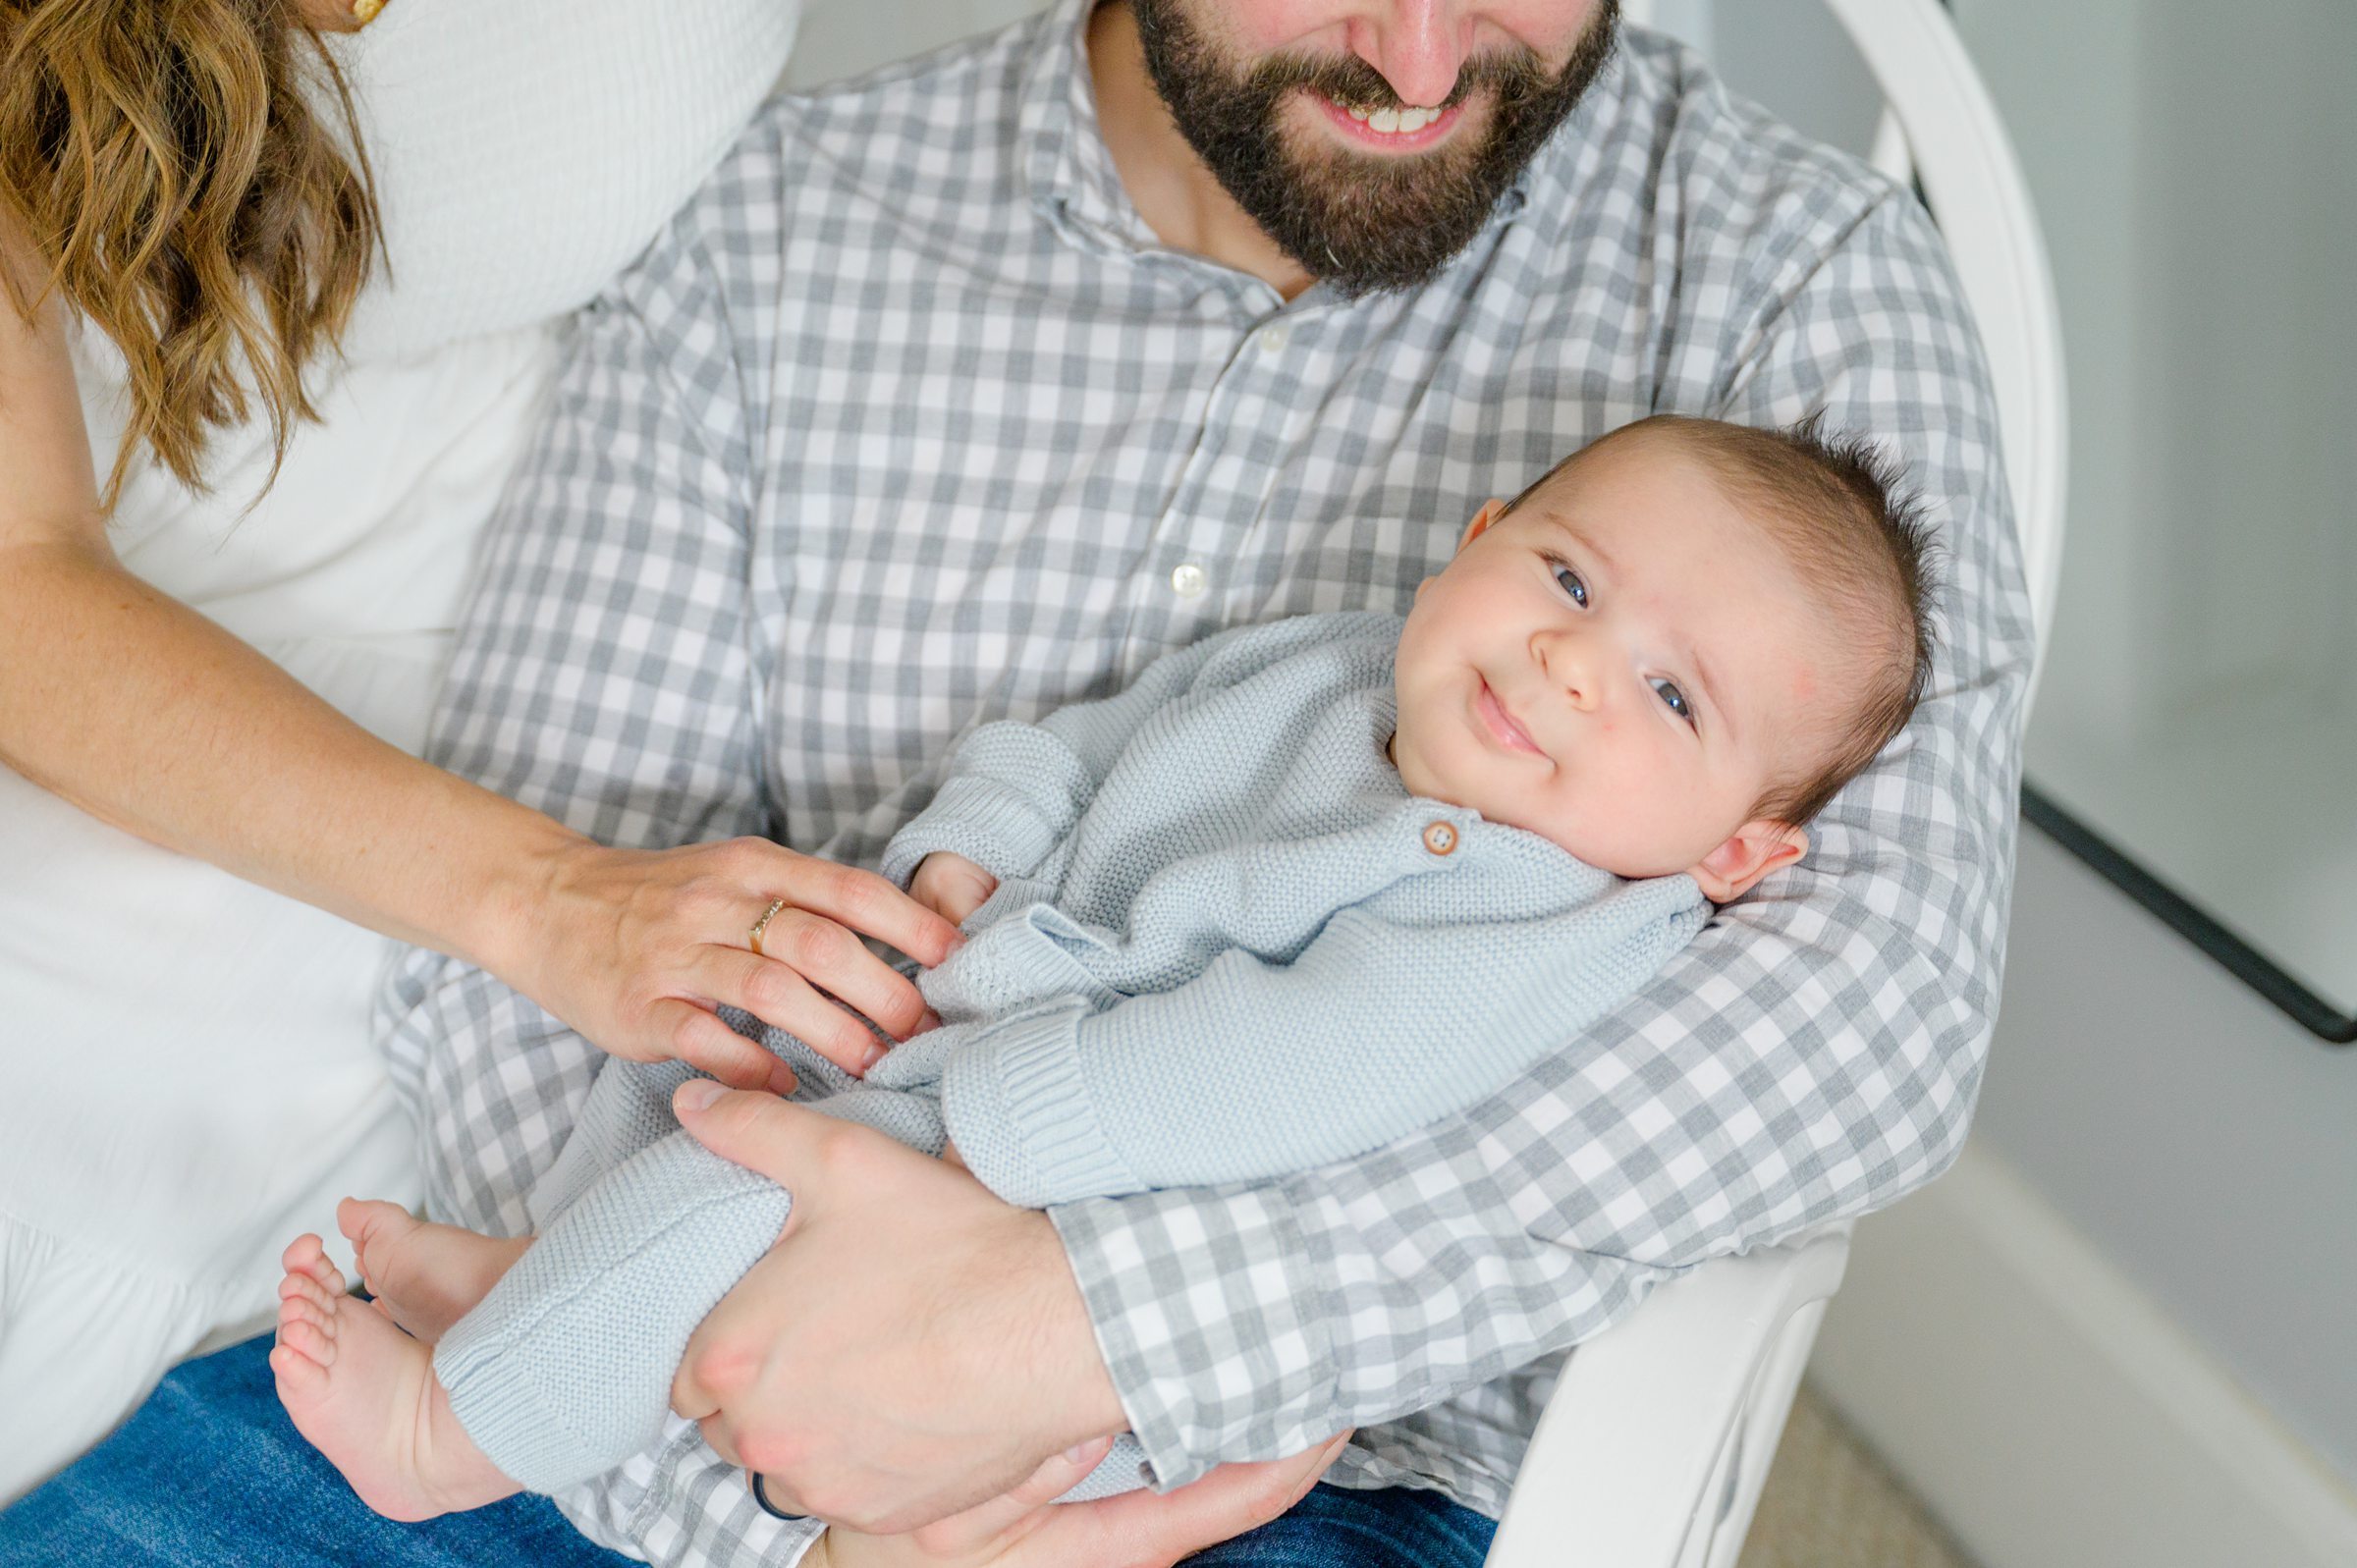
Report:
1734,1383,1980,1568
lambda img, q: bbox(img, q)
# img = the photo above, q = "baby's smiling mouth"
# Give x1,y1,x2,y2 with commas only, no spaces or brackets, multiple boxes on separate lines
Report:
1475,676,1545,755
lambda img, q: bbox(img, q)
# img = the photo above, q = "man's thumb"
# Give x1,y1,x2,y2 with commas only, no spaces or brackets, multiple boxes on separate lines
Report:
675,1078,729,1116
673,1080,800,1173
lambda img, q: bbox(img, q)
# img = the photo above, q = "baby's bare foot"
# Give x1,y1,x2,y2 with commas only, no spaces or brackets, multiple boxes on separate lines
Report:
271,1242,518,1520
337,1199,528,1344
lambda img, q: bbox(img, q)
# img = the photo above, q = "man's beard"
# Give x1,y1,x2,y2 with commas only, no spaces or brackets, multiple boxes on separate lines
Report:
1128,0,1619,296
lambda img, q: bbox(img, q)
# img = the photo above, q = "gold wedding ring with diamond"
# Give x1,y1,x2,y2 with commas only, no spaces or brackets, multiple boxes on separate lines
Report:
747,897,789,957
351,0,385,26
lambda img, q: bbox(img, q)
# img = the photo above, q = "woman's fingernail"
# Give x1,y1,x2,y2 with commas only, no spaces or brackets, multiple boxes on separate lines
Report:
860,1043,887,1073
1065,1443,1095,1465
675,1080,726,1114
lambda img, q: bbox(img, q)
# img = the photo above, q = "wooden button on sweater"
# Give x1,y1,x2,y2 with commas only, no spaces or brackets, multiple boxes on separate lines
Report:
1422,821,1459,856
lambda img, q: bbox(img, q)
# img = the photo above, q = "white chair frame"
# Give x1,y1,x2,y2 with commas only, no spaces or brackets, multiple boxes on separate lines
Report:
1486,3,2066,1563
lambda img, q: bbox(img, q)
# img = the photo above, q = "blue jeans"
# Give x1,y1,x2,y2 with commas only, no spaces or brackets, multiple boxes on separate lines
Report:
0,1336,1498,1567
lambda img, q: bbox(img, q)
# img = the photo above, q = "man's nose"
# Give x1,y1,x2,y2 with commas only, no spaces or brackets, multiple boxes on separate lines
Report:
1535,627,1603,712
1351,0,1473,108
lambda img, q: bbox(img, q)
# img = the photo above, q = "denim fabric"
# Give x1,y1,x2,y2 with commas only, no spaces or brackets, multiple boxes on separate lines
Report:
0,1336,1497,1567
1191,1484,1500,1568
0,1335,631,1568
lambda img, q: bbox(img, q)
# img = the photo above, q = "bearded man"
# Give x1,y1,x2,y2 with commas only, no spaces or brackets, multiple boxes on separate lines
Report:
15,0,2026,1563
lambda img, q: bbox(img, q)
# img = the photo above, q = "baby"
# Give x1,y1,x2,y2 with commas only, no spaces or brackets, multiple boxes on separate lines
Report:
270,412,1937,1519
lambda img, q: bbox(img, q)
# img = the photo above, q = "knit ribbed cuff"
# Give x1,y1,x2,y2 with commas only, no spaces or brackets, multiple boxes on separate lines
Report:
435,1325,596,1494
941,1004,1138,1207
880,776,1066,888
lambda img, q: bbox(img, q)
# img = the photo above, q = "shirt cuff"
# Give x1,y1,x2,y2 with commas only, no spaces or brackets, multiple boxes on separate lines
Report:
940,1005,1140,1207
1046,1182,1340,1491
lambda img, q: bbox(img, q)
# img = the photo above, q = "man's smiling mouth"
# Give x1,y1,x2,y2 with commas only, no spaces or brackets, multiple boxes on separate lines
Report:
1475,676,1545,755
1311,92,1464,149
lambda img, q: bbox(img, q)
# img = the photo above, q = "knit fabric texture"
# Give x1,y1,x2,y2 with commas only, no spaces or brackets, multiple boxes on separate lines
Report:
886,613,1710,1206
436,611,1706,1494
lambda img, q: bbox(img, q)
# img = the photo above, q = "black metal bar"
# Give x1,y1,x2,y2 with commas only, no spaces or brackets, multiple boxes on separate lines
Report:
2020,782,2357,1046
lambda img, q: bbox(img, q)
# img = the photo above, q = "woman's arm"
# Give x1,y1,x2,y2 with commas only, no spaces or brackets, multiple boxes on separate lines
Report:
0,221,956,1085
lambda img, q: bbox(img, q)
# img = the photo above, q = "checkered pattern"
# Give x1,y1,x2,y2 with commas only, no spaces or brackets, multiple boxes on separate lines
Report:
380,5,2029,1560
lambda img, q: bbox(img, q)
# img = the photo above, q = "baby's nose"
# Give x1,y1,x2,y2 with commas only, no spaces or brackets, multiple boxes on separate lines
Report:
1537,630,1603,711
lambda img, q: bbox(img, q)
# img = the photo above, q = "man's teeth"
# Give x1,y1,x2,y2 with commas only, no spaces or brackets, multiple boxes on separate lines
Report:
1342,102,1442,135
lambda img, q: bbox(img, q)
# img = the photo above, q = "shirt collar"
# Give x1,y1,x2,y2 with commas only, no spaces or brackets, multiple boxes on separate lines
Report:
1018,0,1160,251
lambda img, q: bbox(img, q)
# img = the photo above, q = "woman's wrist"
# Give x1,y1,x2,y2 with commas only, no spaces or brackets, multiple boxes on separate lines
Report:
452,797,598,987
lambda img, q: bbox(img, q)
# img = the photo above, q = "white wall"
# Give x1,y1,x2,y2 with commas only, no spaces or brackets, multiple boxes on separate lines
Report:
787,0,1045,88
1977,831,2357,1486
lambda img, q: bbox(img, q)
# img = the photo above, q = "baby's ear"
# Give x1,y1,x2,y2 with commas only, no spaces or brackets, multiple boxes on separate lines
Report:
1458,499,1508,550
1689,820,1808,903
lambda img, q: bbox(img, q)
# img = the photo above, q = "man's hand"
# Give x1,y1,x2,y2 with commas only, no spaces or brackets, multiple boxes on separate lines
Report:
908,852,999,927
811,1433,1352,1568
668,1083,1130,1533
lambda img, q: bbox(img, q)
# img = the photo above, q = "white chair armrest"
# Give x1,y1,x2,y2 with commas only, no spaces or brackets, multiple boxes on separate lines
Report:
1487,1228,1852,1568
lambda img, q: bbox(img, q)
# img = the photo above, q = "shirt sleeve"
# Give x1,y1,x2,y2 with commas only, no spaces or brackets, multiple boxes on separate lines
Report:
940,870,1707,1208
1049,186,2034,1487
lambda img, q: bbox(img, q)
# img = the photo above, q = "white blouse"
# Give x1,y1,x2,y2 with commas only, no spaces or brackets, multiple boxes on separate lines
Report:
0,0,798,1503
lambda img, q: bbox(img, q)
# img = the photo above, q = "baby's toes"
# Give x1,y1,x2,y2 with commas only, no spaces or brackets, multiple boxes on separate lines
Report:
338,1199,407,1274
275,1303,337,1369
280,1271,340,1316
281,1233,345,1293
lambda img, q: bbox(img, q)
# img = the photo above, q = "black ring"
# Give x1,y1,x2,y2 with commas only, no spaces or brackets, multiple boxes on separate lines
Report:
748,1470,808,1522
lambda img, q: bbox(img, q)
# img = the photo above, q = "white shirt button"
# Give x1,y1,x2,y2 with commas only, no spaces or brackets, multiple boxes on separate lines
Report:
1169,562,1208,599
1258,325,1291,354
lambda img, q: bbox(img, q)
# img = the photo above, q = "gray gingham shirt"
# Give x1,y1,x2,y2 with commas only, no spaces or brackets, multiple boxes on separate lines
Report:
382,5,2029,1562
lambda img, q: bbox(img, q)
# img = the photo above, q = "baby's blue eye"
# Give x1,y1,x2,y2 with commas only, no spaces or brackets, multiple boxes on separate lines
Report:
1652,677,1693,724
1553,564,1589,607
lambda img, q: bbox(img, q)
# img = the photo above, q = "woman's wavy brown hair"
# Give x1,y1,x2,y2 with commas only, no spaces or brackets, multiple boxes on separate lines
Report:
0,0,380,506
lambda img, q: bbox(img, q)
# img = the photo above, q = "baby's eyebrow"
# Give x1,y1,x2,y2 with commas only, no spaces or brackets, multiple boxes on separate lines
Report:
1683,635,1731,743
1545,513,1619,578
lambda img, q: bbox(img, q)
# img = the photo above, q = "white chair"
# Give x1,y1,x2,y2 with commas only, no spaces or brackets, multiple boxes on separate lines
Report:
1486,2,2067,1563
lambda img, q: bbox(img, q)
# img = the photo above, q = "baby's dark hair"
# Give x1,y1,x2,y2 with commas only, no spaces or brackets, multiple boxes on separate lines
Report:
1509,413,1942,828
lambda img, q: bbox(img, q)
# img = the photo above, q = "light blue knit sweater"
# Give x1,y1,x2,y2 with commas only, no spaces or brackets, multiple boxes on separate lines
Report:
433,611,1708,1495
880,610,1711,1205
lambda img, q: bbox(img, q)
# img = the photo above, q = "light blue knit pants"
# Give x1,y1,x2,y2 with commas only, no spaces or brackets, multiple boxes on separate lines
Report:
430,1026,1146,1499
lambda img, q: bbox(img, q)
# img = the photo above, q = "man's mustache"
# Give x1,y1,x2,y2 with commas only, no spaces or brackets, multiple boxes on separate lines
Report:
1246,47,1558,115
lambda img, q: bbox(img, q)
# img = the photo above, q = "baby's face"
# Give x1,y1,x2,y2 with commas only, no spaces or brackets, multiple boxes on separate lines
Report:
1392,434,1834,899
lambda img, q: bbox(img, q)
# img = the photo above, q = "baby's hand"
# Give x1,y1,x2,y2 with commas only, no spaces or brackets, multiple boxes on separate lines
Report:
909,852,999,929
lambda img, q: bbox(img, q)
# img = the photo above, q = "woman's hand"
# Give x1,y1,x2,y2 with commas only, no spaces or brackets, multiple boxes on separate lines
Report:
505,838,963,1091
909,853,999,928
809,1432,1351,1568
